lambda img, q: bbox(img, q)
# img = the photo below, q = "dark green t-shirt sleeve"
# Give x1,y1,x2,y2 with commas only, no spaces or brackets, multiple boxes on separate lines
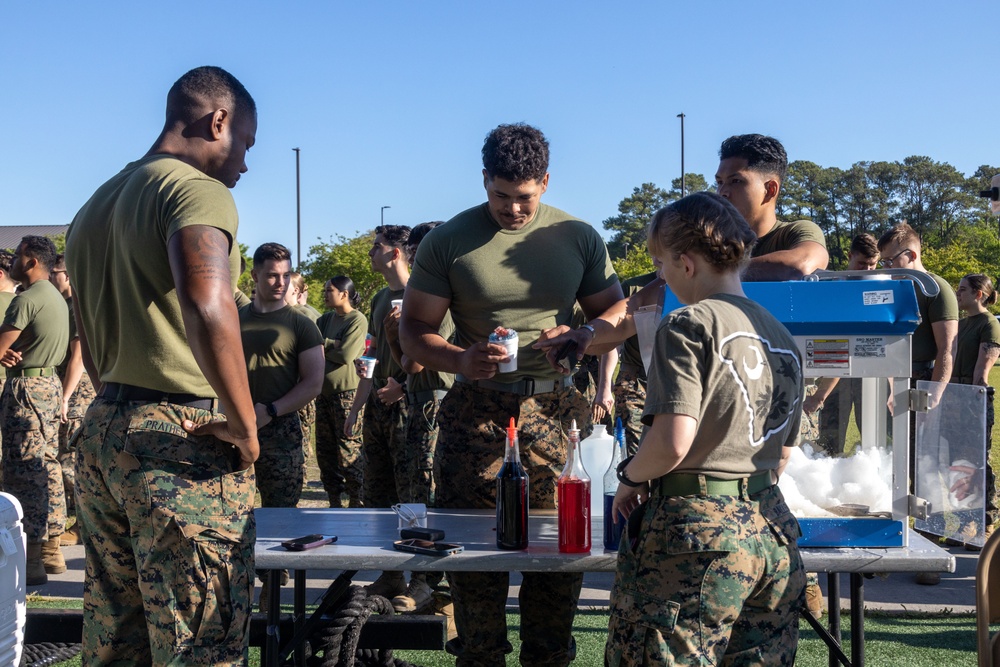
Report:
4,294,35,330
983,316,1000,346
577,226,619,299
928,276,959,323
782,220,827,249
641,313,704,425
409,238,454,300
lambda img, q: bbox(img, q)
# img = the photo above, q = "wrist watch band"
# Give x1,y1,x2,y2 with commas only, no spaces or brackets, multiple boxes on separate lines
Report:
616,455,642,488
266,402,278,418
580,323,596,337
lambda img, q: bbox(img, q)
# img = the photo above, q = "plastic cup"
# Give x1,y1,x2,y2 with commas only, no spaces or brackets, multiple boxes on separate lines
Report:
490,332,518,373
390,298,403,312
359,356,377,378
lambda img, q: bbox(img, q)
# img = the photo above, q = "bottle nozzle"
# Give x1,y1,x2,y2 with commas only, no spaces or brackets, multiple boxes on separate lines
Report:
507,417,517,445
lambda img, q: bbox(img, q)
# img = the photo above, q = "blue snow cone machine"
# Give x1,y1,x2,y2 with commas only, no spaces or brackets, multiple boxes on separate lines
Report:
658,273,990,549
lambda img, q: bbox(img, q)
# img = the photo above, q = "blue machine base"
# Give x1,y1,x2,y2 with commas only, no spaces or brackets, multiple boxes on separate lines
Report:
797,517,905,548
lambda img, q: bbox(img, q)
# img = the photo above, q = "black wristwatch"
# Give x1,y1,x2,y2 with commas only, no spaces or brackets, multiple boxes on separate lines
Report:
266,403,278,419
616,455,642,488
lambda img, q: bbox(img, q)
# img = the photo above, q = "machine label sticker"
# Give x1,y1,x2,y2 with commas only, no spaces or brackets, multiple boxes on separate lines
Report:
853,336,887,358
863,290,894,305
804,338,850,370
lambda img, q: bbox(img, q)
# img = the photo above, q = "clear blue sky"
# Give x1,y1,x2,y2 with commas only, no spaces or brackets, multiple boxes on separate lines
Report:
2,2,996,262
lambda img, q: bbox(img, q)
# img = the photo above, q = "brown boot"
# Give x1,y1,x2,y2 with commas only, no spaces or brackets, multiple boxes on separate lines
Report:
42,537,67,574
61,523,81,546
26,543,47,586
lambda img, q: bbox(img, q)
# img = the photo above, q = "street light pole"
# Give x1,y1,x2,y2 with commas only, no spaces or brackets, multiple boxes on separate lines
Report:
293,147,301,268
623,242,629,259
381,205,391,226
676,113,686,197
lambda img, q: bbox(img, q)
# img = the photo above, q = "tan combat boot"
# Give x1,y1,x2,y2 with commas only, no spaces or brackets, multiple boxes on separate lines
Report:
42,537,67,574
26,543,47,586
61,523,81,546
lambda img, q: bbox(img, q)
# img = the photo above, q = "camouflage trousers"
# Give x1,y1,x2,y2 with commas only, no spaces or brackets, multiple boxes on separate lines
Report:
403,393,444,506
315,391,364,507
1,375,64,542
75,398,255,665
361,391,407,508
437,381,591,667
613,364,647,456
58,371,96,511
298,399,316,461
255,412,304,509
606,484,805,666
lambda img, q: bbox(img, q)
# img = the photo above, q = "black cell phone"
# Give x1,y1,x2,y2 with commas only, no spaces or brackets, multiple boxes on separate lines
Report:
554,340,580,370
393,539,464,556
400,527,445,541
281,534,337,551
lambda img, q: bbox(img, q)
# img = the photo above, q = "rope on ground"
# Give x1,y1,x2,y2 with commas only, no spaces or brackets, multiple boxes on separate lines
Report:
305,585,422,667
20,642,82,666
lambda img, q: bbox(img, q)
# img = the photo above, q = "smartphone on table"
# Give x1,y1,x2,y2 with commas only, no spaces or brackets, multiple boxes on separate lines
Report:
281,534,337,551
393,539,464,556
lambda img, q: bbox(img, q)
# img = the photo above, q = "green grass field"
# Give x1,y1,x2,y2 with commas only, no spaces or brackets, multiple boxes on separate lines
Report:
22,599,983,666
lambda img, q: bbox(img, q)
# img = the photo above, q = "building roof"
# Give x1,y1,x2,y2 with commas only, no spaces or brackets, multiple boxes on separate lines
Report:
0,225,69,251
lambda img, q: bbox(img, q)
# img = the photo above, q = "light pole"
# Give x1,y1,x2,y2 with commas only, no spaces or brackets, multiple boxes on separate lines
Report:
676,113,686,197
293,147,301,268
381,205,391,226
623,242,630,259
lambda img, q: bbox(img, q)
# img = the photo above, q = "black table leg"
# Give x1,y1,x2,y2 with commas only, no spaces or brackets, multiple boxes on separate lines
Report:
277,569,358,665
265,571,282,667
850,573,865,667
294,570,307,667
828,573,841,667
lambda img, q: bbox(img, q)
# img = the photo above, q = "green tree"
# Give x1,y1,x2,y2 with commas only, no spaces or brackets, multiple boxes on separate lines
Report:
666,173,709,199
299,231,381,316
612,241,655,281
48,232,66,254
602,182,670,260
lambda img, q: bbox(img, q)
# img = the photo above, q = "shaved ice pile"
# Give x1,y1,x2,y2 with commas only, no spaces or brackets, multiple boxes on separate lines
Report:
778,443,893,517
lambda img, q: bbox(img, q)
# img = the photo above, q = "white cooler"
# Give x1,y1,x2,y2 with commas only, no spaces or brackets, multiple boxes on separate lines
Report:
0,493,25,667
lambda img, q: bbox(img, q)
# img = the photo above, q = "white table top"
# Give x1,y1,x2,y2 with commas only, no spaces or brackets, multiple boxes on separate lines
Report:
254,508,955,575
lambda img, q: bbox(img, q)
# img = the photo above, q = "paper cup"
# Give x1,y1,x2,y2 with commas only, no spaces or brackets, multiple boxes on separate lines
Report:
359,356,377,378
496,334,518,373
390,298,403,312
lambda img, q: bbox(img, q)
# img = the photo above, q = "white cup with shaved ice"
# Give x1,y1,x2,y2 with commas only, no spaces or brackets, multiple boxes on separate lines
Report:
489,326,518,373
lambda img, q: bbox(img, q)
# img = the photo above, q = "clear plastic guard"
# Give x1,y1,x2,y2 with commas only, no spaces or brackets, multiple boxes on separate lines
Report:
634,304,662,374
914,381,988,547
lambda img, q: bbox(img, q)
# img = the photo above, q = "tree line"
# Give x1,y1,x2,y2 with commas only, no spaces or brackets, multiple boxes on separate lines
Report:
264,157,1000,316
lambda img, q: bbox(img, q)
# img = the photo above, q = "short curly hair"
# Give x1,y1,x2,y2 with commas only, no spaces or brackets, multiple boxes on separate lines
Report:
482,123,549,183
648,192,757,272
719,134,788,184
167,66,256,126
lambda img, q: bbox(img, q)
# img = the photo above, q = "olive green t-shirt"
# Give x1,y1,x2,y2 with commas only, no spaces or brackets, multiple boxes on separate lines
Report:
238,303,323,404
409,203,618,381
912,272,959,365
752,219,827,257
234,290,252,309
4,280,70,370
316,308,368,394
952,312,1000,384
369,287,406,385
295,304,322,323
56,296,77,377
65,154,242,396
0,292,14,380
642,293,804,479
620,271,658,373
408,310,456,395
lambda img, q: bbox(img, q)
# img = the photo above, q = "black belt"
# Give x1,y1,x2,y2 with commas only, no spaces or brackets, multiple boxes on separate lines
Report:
455,374,573,397
99,382,216,411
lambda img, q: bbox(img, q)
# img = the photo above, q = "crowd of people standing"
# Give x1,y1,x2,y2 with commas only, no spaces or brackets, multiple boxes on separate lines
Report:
0,63,989,666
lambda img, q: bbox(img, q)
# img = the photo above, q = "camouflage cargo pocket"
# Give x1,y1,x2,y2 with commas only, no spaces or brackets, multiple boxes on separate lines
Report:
606,590,679,666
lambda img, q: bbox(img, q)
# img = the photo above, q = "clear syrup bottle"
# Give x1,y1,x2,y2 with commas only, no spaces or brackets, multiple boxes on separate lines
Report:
603,417,627,550
557,419,591,553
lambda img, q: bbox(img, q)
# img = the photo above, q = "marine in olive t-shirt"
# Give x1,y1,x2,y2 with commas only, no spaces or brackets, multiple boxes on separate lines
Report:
369,287,406,385
4,279,69,370
238,302,323,405
912,272,959,365
642,293,803,479
953,312,1000,385
751,219,827,258
407,311,456,396
0,292,14,380
408,202,617,381
316,308,368,395
65,155,242,396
